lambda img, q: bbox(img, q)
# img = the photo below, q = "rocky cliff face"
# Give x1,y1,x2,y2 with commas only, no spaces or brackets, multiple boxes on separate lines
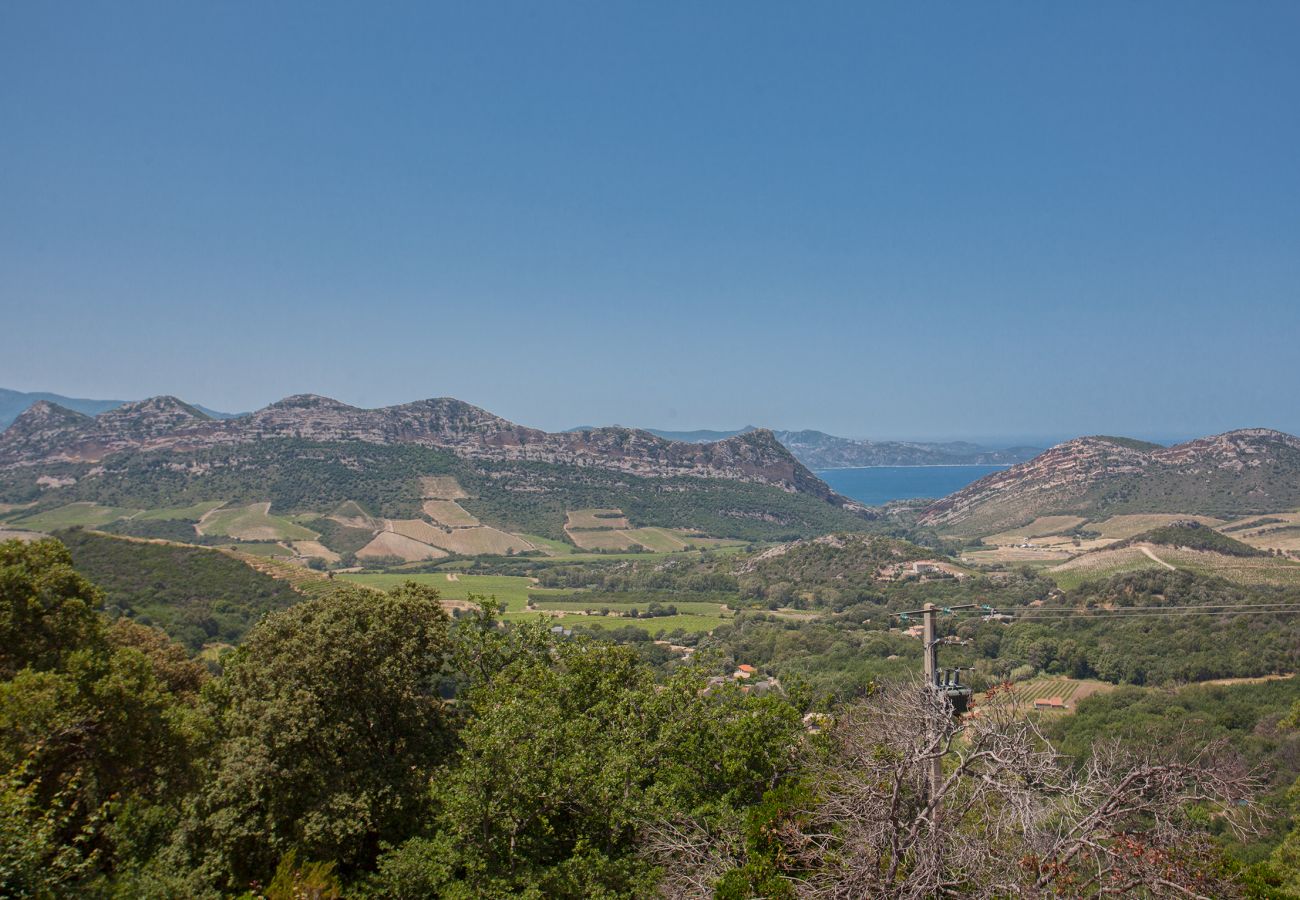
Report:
0,393,859,508
919,430,1300,533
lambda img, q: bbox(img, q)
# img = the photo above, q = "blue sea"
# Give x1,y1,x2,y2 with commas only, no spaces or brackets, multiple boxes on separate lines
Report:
816,465,1007,507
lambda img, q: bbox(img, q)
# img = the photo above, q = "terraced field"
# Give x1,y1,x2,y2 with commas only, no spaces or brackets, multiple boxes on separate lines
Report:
982,677,1113,714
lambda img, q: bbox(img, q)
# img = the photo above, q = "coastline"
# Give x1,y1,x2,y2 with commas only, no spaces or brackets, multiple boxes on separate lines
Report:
812,463,1012,472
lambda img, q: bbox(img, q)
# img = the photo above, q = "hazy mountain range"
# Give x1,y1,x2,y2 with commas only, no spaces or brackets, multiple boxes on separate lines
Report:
574,426,1043,468
0,388,237,427
5,389,1038,470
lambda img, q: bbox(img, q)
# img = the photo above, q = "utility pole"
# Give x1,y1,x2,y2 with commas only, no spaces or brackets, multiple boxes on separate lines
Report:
898,602,977,803
921,603,943,802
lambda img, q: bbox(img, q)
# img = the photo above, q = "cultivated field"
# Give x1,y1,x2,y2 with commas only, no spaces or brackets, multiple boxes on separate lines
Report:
132,501,226,521
981,676,1114,714
328,500,379,530
340,572,566,611
566,508,630,530
962,547,1075,565
387,518,453,546
421,499,480,527
1085,514,1225,540
1047,544,1300,589
290,540,341,563
10,502,138,530
0,528,46,542
621,527,689,552
199,502,319,542
356,531,448,562
566,528,642,551
981,516,1088,546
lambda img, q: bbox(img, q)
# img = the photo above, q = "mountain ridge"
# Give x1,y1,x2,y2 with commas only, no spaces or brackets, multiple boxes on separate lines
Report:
920,428,1300,534
0,393,858,510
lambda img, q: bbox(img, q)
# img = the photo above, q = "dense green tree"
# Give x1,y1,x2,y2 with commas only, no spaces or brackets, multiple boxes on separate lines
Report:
0,539,210,893
194,582,454,885
0,538,104,677
375,632,801,898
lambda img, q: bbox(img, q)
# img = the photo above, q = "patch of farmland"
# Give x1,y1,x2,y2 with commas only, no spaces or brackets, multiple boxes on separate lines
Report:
1048,543,1300,589
227,550,337,595
216,540,294,558
620,527,688,552
198,502,319,542
421,499,480,527
531,596,731,617
0,528,47,542
339,572,564,611
388,517,535,556
356,531,448,562
291,540,341,563
567,613,727,636
328,500,379,530
1047,546,1168,589
982,677,1113,714
963,547,1076,566
566,508,630,530
567,528,642,551
387,518,452,545
132,500,226,521
1087,514,1226,540
420,476,468,500
519,534,576,556
1158,547,1300,587
1241,529,1300,554
426,526,536,555
13,502,139,530
981,516,1089,546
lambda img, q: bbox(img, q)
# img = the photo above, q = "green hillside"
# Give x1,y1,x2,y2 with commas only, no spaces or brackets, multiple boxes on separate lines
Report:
56,529,303,650
0,439,870,544
1115,521,1266,557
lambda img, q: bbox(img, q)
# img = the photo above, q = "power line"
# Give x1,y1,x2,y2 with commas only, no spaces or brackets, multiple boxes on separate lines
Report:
1007,603,1300,619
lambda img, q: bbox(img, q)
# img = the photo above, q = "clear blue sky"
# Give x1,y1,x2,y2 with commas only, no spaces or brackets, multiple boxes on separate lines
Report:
1,2,1297,443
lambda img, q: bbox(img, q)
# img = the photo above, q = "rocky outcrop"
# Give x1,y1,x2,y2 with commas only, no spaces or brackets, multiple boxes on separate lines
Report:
0,393,861,510
919,430,1300,532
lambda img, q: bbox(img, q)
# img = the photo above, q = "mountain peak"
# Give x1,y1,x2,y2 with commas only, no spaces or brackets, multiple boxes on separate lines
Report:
5,400,91,433
99,395,211,422
266,394,357,411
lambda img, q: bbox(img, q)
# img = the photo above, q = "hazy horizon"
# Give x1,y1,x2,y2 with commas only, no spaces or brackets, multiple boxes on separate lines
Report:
0,384,1250,449
3,3,1297,439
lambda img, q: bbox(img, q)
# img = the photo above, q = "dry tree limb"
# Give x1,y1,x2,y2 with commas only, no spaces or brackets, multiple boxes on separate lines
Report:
644,678,1264,899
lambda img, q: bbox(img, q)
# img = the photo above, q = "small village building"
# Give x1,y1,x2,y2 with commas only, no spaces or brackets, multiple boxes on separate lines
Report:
1033,697,1067,710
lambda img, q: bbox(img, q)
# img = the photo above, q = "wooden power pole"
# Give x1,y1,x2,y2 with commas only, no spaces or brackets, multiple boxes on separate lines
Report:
921,603,943,801
898,602,977,803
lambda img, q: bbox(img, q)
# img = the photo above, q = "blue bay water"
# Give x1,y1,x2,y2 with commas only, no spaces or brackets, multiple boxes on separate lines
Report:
816,465,1007,507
